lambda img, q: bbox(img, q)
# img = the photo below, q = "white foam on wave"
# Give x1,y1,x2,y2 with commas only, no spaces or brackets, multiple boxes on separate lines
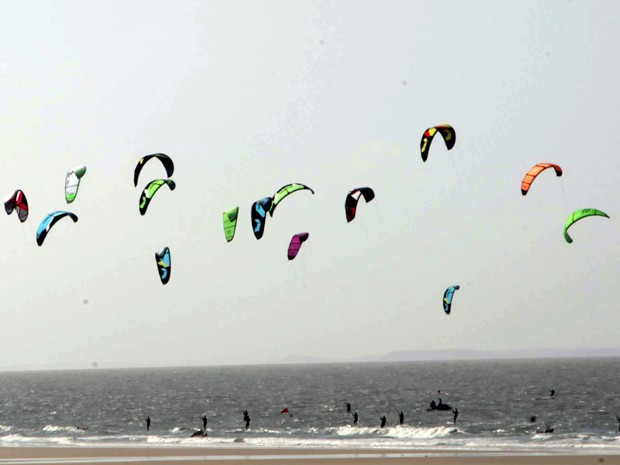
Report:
329,425,457,439
42,425,84,433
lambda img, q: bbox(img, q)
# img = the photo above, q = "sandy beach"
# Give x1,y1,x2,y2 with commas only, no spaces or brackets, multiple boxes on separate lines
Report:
0,447,617,465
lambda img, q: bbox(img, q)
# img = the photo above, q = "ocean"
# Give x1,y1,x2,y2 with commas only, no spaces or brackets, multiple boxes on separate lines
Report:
0,357,618,452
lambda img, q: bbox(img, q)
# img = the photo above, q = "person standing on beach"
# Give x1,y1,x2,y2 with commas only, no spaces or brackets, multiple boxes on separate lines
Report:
346,403,351,415
202,415,208,431
453,408,459,424
243,410,251,430
146,416,151,431
399,411,404,425
380,416,387,428
353,411,359,427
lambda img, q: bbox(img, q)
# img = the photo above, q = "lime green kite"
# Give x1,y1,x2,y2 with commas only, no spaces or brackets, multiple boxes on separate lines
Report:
564,208,610,243
223,206,239,242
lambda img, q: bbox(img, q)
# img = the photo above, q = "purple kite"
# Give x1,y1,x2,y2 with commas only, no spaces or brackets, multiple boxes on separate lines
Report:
288,232,310,260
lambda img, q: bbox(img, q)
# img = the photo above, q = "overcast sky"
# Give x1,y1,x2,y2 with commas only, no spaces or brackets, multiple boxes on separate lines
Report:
0,0,618,370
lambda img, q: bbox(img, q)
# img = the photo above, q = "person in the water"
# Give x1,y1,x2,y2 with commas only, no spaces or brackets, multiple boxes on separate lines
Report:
146,416,151,431
429,400,437,410
346,403,351,415
550,389,555,398
453,408,458,424
202,415,208,431
353,411,359,427
380,416,386,428
616,414,620,432
399,411,404,425
243,410,251,430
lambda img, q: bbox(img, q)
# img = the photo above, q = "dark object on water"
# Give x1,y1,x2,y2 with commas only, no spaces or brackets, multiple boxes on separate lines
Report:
536,425,554,434
399,411,404,425
427,400,451,411
380,415,386,428
530,415,537,423
191,430,207,437
453,408,458,424
353,411,359,426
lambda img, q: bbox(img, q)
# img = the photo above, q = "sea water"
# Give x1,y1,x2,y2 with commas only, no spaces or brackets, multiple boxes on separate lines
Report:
0,358,618,452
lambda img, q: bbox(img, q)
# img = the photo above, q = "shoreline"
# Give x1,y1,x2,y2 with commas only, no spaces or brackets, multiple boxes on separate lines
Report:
0,446,618,465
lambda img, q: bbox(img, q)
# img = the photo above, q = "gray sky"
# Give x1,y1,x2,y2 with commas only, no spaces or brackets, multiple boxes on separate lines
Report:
0,0,618,370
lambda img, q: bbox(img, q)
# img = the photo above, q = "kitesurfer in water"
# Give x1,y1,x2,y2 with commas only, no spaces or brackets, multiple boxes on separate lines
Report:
243,410,251,430
399,411,404,425
353,411,359,427
202,415,208,431
146,416,151,431
453,408,458,424
346,403,351,415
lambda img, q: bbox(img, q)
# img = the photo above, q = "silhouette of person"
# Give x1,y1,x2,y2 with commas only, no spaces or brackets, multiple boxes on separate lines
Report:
438,398,443,407
550,389,555,398
346,403,351,415
353,411,359,427
616,415,620,433
243,410,251,430
380,415,387,428
430,400,436,410
146,416,151,431
399,411,404,425
453,408,459,424
202,415,208,431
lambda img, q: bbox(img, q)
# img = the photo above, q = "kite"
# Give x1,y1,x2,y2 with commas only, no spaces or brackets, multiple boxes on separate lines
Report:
288,232,309,260
345,187,375,222
139,179,176,215
155,247,171,285
65,165,87,203
270,183,314,217
443,285,460,315
36,211,78,246
4,189,29,222
563,209,610,243
223,207,240,242
251,197,273,240
521,163,563,195
133,153,174,187
420,124,456,162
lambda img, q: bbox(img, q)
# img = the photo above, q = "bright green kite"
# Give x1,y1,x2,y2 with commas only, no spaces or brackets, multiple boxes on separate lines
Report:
222,206,239,242
564,208,610,243
269,183,314,217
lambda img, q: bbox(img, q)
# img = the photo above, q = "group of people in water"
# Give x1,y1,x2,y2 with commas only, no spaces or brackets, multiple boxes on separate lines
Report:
143,388,617,435
345,400,458,428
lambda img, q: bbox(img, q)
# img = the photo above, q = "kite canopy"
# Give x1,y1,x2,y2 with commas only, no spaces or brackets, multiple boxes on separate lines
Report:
563,209,610,243
288,232,310,260
4,189,29,222
420,124,456,162
443,285,460,315
223,207,239,242
251,197,273,240
521,163,563,195
345,187,375,222
65,165,87,204
155,247,171,285
139,179,176,215
36,211,78,246
269,183,314,217
133,153,174,187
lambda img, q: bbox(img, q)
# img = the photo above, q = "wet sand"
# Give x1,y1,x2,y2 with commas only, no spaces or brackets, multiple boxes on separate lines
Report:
0,447,618,465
